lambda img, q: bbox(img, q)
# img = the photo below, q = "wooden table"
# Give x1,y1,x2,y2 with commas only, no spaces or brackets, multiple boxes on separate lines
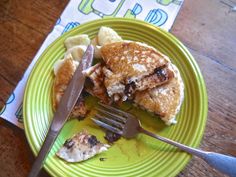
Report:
0,0,235,176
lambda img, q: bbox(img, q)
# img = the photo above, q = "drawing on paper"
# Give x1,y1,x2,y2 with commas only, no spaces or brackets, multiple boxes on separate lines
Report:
78,0,126,18
56,17,61,25
0,93,15,115
15,103,23,123
124,3,142,18
62,22,80,34
144,9,168,27
156,0,182,6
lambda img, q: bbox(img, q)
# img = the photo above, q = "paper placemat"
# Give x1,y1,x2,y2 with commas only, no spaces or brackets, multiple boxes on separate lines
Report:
0,0,184,129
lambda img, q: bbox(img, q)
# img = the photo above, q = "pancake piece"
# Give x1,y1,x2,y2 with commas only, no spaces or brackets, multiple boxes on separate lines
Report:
100,41,174,101
56,130,110,162
101,42,169,80
134,64,184,125
53,55,78,110
83,63,110,104
53,54,88,119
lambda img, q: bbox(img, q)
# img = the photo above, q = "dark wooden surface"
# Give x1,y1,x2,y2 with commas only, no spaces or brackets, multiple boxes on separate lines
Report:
0,0,236,176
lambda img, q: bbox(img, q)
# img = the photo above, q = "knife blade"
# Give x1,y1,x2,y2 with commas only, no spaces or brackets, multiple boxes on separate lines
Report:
28,45,94,177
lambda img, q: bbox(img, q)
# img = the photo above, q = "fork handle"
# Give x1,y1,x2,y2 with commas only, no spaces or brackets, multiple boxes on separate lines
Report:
139,127,236,177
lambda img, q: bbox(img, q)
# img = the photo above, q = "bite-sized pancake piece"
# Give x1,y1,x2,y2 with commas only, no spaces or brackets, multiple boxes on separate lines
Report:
64,34,90,49
134,64,184,125
102,66,127,102
53,55,79,110
97,26,123,46
56,130,110,162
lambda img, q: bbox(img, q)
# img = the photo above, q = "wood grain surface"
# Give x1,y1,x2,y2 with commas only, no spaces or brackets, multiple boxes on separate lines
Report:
0,0,235,177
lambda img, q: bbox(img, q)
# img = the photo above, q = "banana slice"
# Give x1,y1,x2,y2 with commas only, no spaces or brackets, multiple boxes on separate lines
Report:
64,34,90,49
64,45,87,61
97,26,123,46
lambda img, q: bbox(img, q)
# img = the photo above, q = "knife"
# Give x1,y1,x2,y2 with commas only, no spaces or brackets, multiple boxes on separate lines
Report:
28,45,94,177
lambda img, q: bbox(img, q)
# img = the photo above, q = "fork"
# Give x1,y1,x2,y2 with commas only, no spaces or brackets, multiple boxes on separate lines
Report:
92,103,236,177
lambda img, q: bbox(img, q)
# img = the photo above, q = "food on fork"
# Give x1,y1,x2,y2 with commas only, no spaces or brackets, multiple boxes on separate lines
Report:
56,130,109,162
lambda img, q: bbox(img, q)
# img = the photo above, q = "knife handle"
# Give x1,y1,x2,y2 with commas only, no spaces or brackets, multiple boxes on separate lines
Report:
28,130,57,177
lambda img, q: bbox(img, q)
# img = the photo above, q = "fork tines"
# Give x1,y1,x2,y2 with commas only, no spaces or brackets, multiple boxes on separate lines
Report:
91,118,123,135
98,102,134,119
91,103,130,135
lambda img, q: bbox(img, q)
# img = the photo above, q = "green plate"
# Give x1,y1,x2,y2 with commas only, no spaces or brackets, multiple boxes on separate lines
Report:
24,18,208,177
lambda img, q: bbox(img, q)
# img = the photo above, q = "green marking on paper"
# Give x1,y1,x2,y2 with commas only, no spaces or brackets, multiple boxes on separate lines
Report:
78,0,126,18
156,0,182,6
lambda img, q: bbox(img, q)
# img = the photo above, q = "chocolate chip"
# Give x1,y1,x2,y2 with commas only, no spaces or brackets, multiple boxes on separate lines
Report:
88,135,98,147
154,66,167,81
63,139,75,149
124,81,136,97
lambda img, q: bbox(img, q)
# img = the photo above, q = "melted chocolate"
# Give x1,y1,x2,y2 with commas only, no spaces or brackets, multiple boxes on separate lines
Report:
64,139,75,149
88,135,98,147
124,81,136,97
154,66,167,82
